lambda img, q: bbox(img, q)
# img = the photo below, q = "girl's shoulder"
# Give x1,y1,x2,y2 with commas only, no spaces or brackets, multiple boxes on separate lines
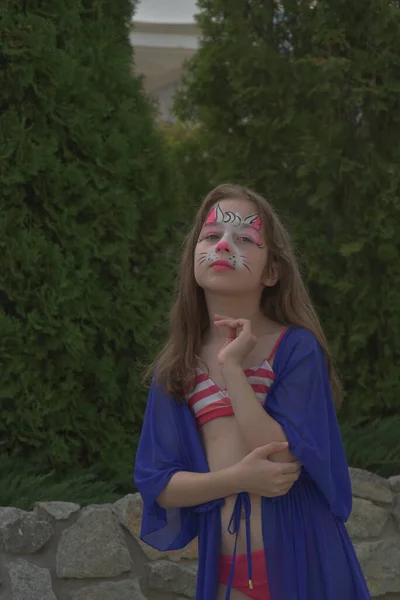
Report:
278,325,318,349
273,326,322,373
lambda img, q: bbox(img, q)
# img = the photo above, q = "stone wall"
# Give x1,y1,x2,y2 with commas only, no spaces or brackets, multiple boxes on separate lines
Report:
1,468,400,600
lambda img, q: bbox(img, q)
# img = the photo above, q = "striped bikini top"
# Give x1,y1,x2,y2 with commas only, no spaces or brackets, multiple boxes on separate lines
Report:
187,359,275,427
187,330,287,427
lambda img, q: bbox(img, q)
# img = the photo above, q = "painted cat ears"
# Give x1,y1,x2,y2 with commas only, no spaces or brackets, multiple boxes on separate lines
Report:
205,203,262,231
243,213,262,231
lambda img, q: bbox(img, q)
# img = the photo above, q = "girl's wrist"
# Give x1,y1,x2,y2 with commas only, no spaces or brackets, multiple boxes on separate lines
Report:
220,362,245,381
220,361,243,374
227,462,246,493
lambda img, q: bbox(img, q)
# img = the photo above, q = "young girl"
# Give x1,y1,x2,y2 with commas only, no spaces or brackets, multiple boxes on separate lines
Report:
134,184,371,600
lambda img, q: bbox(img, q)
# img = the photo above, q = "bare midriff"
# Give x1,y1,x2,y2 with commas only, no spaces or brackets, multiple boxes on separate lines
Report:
199,416,265,555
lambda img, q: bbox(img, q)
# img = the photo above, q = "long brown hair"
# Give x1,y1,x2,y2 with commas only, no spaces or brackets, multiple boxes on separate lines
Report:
145,183,342,408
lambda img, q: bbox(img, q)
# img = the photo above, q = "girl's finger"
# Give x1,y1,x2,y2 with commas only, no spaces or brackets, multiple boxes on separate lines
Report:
214,319,238,328
213,316,237,323
214,314,236,323
226,318,251,335
214,318,251,333
215,315,250,326
241,320,252,334
226,328,237,342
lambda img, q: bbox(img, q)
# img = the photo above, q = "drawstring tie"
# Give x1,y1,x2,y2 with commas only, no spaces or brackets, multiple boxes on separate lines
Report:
225,492,253,600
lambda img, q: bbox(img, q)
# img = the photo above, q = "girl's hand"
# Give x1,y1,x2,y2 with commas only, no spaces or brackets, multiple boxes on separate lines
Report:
214,314,257,367
234,442,301,497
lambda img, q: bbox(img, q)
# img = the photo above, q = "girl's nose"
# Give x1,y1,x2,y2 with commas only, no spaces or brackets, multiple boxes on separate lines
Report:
216,239,231,252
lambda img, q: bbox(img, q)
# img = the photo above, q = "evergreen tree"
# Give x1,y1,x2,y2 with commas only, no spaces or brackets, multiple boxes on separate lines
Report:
0,0,181,473
176,0,400,420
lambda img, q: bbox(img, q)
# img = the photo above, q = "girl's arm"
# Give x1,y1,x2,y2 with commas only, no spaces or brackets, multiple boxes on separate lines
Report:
157,466,239,508
158,442,301,508
219,328,352,520
221,362,293,457
214,317,294,458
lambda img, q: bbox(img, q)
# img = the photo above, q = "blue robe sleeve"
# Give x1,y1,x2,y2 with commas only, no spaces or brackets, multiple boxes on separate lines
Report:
133,379,198,551
267,329,352,520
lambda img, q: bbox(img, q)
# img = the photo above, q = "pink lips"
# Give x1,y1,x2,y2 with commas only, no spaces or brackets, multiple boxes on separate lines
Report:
211,260,234,271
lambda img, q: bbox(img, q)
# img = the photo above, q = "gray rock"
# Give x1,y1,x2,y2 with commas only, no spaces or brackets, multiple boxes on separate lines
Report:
113,494,145,548
349,468,393,506
34,501,80,521
145,560,197,598
354,538,400,597
346,497,390,539
56,506,132,579
389,476,400,493
0,507,53,554
5,559,56,600
393,494,400,531
70,579,146,600
113,494,198,562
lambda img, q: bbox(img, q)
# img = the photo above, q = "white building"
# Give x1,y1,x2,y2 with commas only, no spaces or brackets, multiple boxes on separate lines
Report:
130,1,200,122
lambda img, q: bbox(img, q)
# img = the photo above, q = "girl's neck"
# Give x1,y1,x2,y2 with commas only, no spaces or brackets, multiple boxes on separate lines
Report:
203,291,270,342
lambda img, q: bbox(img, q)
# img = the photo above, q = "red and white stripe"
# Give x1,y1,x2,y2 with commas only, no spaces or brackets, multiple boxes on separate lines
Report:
187,359,275,427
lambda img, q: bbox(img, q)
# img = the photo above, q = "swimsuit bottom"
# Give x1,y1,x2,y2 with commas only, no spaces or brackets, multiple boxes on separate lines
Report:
219,548,271,600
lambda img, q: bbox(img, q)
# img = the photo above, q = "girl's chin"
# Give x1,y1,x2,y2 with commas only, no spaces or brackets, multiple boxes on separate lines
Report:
199,280,258,295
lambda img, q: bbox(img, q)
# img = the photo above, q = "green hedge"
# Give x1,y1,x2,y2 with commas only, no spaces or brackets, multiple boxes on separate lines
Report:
175,0,400,422
1,0,399,497
0,0,182,472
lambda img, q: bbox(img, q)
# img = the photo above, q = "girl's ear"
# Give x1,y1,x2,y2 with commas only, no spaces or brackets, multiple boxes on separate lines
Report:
263,261,279,287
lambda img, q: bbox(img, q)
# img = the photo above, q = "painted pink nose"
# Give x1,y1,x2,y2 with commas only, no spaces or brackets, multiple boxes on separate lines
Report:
216,239,231,252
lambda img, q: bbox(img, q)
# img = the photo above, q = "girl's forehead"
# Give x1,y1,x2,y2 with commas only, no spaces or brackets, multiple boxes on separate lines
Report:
203,199,262,232
208,198,258,220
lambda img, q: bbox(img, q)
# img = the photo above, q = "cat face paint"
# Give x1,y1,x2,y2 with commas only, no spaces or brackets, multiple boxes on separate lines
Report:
197,203,265,272
205,203,263,242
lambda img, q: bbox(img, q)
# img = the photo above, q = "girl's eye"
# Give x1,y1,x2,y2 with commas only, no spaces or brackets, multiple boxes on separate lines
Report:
205,234,220,241
238,236,253,243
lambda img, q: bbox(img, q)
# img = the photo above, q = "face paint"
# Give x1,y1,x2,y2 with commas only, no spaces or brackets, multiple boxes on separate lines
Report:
205,204,262,238
198,203,265,271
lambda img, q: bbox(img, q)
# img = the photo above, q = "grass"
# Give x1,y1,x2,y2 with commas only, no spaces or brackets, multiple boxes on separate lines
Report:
0,454,135,510
341,415,400,479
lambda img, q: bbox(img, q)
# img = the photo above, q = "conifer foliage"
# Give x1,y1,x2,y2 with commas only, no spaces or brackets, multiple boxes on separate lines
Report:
0,0,179,469
176,0,400,419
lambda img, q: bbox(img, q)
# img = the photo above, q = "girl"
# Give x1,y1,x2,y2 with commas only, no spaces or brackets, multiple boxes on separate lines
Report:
134,184,371,600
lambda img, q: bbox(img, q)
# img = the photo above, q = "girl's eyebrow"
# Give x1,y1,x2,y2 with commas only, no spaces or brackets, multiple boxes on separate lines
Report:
237,225,264,244
239,224,257,232
238,224,261,235
200,223,222,233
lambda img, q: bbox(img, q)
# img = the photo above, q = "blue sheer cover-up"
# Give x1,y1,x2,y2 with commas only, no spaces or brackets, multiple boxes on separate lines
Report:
134,327,372,600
